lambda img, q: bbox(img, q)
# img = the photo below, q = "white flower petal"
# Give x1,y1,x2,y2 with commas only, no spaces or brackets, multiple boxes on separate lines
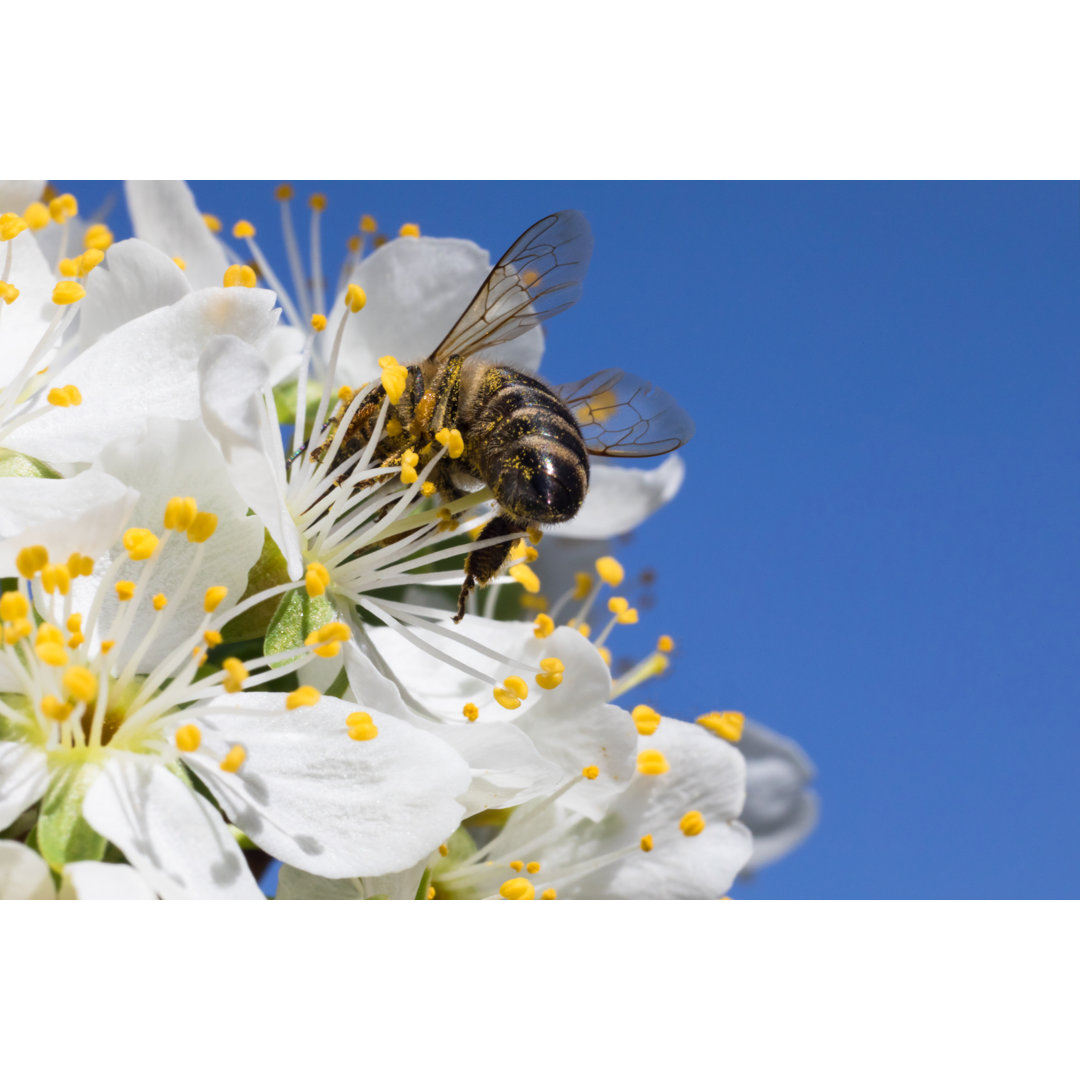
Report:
6,286,280,464
0,743,48,830
81,755,263,899
78,238,192,351
0,840,55,899
265,324,306,387
0,229,58,384
59,861,157,899
189,692,471,878
199,335,302,577
0,181,45,214
125,181,230,290
276,858,428,901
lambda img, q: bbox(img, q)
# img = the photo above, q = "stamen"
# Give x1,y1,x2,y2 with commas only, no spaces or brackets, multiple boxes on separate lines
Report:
222,657,248,693
509,860,524,871
52,281,85,305
533,613,555,639
115,581,136,601
679,811,706,836
305,562,331,597
163,496,197,532
463,703,478,721
640,834,654,852
16,545,48,578
175,724,202,752
62,666,97,702
398,223,421,238
187,512,217,543
46,384,82,407
0,213,28,241
509,563,540,594
0,281,19,304
220,745,246,772
582,765,599,780
499,877,534,900
24,202,49,230
657,634,674,653
286,685,320,709
203,586,228,612
535,657,564,690
83,223,114,250
636,749,669,775
696,710,744,741
541,889,557,900
123,528,158,561
595,556,625,587
632,705,661,735
346,711,378,740
223,264,256,288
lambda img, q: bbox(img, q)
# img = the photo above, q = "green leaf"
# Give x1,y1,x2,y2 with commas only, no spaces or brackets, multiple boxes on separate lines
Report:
0,449,62,479
264,589,336,666
221,528,292,643
37,763,107,870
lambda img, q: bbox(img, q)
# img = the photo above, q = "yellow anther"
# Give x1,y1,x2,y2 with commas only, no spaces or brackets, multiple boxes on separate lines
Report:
359,214,377,233
696,710,745,742
175,724,202,752
37,624,63,646
0,281,19,304
78,249,104,275
311,313,327,332
36,642,68,667
434,427,465,459
636,749,670,775
385,417,403,437
100,640,114,654
533,613,555,639
427,886,437,900
379,356,407,405
640,834,654,852
220,745,247,772
52,281,86,305
62,666,97,702
59,257,80,277
398,222,420,238
420,481,436,497
83,223,114,251
115,581,136,602
597,645,612,666
46,385,83,407
400,449,419,485
67,632,84,648
222,656,248,693
499,877,534,900
40,563,71,595
5,619,32,645
66,553,94,578
16,546,48,578
526,862,540,874
680,810,706,836
595,556,625,587
185,511,218,544
305,562,331,598
509,860,524,872
0,213,28,240
173,256,187,270
632,704,661,736
493,685,522,710
123,528,158,561
347,235,361,253
526,526,543,545
286,685,320,710
617,607,639,625
0,592,29,621
346,712,379,740
163,496,197,532
275,183,294,201
523,546,539,563
345,283,367,312
657,634,674,653
203,586,228,612
304,620,351,658
435,844,449,859
23,202,49,230
572,572,593,600
536,656,565,690
463,702,479,722
202,213,222,232
582,764,599,780
608,596,629,615
504,675,528,700
338,385,355,406
509,564,541,594
309,193,327,211
576,622,591,638
541,888,557,900
48,193,77,222
192,648,207,664
232,219,256,238
203,629,223,648
41,695,72,722
223,264,256,288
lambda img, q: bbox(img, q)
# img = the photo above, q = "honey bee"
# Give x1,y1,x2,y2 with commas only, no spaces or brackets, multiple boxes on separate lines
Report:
317,210,694,621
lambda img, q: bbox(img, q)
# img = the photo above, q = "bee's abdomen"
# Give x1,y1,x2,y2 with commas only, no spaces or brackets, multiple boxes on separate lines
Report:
471,371,589,524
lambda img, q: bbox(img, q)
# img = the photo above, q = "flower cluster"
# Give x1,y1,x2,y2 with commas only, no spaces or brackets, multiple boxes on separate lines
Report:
0,181,816,899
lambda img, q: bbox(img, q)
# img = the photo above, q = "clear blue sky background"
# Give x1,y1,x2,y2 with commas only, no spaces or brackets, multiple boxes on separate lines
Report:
58,181,1079,898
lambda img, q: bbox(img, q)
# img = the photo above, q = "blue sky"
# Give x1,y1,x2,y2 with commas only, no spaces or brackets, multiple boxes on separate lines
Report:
58,181,1080,898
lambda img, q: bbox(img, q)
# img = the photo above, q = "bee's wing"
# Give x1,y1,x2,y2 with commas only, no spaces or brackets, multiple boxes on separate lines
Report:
557,369,695,457
432,210,593,363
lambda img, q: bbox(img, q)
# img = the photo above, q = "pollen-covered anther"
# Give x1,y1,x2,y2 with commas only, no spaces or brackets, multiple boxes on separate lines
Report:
47,384,82,407
493,676,529,710
399,222,421,238
203,213,223,233
36,640,68,667
186,512,218,543
123,528,158,561
52,281,86,306
378,356,407,405
595,556,625,588
360,214,377,233
536,656,565,690
0,213,28,240
16,545,48,579
4,618,32,645
463,702,479,722
509,860,524,871
203,586,228,612
286,685,320,710
275,183,294,201
640,834,654,852
163,496,197,532
526,862,541,874
696,710,745,742
680,810,706,836
533,613,555,639
582,764,600,780
222,657,248,693
0,591,29,622
220,745,246,772
67,553,94,578
607,596,638,625
346,711,378,740
309,193,327,212
175,724,202,752
541,889,557,900
420,481,436,497
344,284,367,313
49,194,78,222
632,704,661,736
499,877,534,900
223,264,256,288
636,748,670,775
427,886,436,899
305,621,351,659
0,281,19,304
115,581,136,602
400,449,420,485
232,219,256,238
40,563,71,595
63,666,97,702
173,256,186,270
311,313,327,332
337,385,355,407
435,428,464,459
385,417,403,437
576,622,591,638
509,563,541,594
41,695,72,722
24,202,50,230
438,843,449,857
59,257,80,277
204,629,223,648
657,634,675,653
572,572,593,600
83,223,114,251
78,249,105,275
305,562,331,597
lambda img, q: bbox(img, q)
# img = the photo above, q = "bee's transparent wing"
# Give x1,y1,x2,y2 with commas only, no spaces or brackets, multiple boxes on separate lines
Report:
557,369,695,457
432,210,593,362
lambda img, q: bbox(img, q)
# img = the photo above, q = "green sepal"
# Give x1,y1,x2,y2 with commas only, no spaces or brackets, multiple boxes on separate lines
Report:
0,449,62,479
37,762,107,871
264,588,336,666
221,529,292,642
414,866,432,900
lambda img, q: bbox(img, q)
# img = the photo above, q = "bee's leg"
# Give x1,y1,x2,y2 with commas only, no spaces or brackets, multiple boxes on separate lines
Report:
455,514,522,623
